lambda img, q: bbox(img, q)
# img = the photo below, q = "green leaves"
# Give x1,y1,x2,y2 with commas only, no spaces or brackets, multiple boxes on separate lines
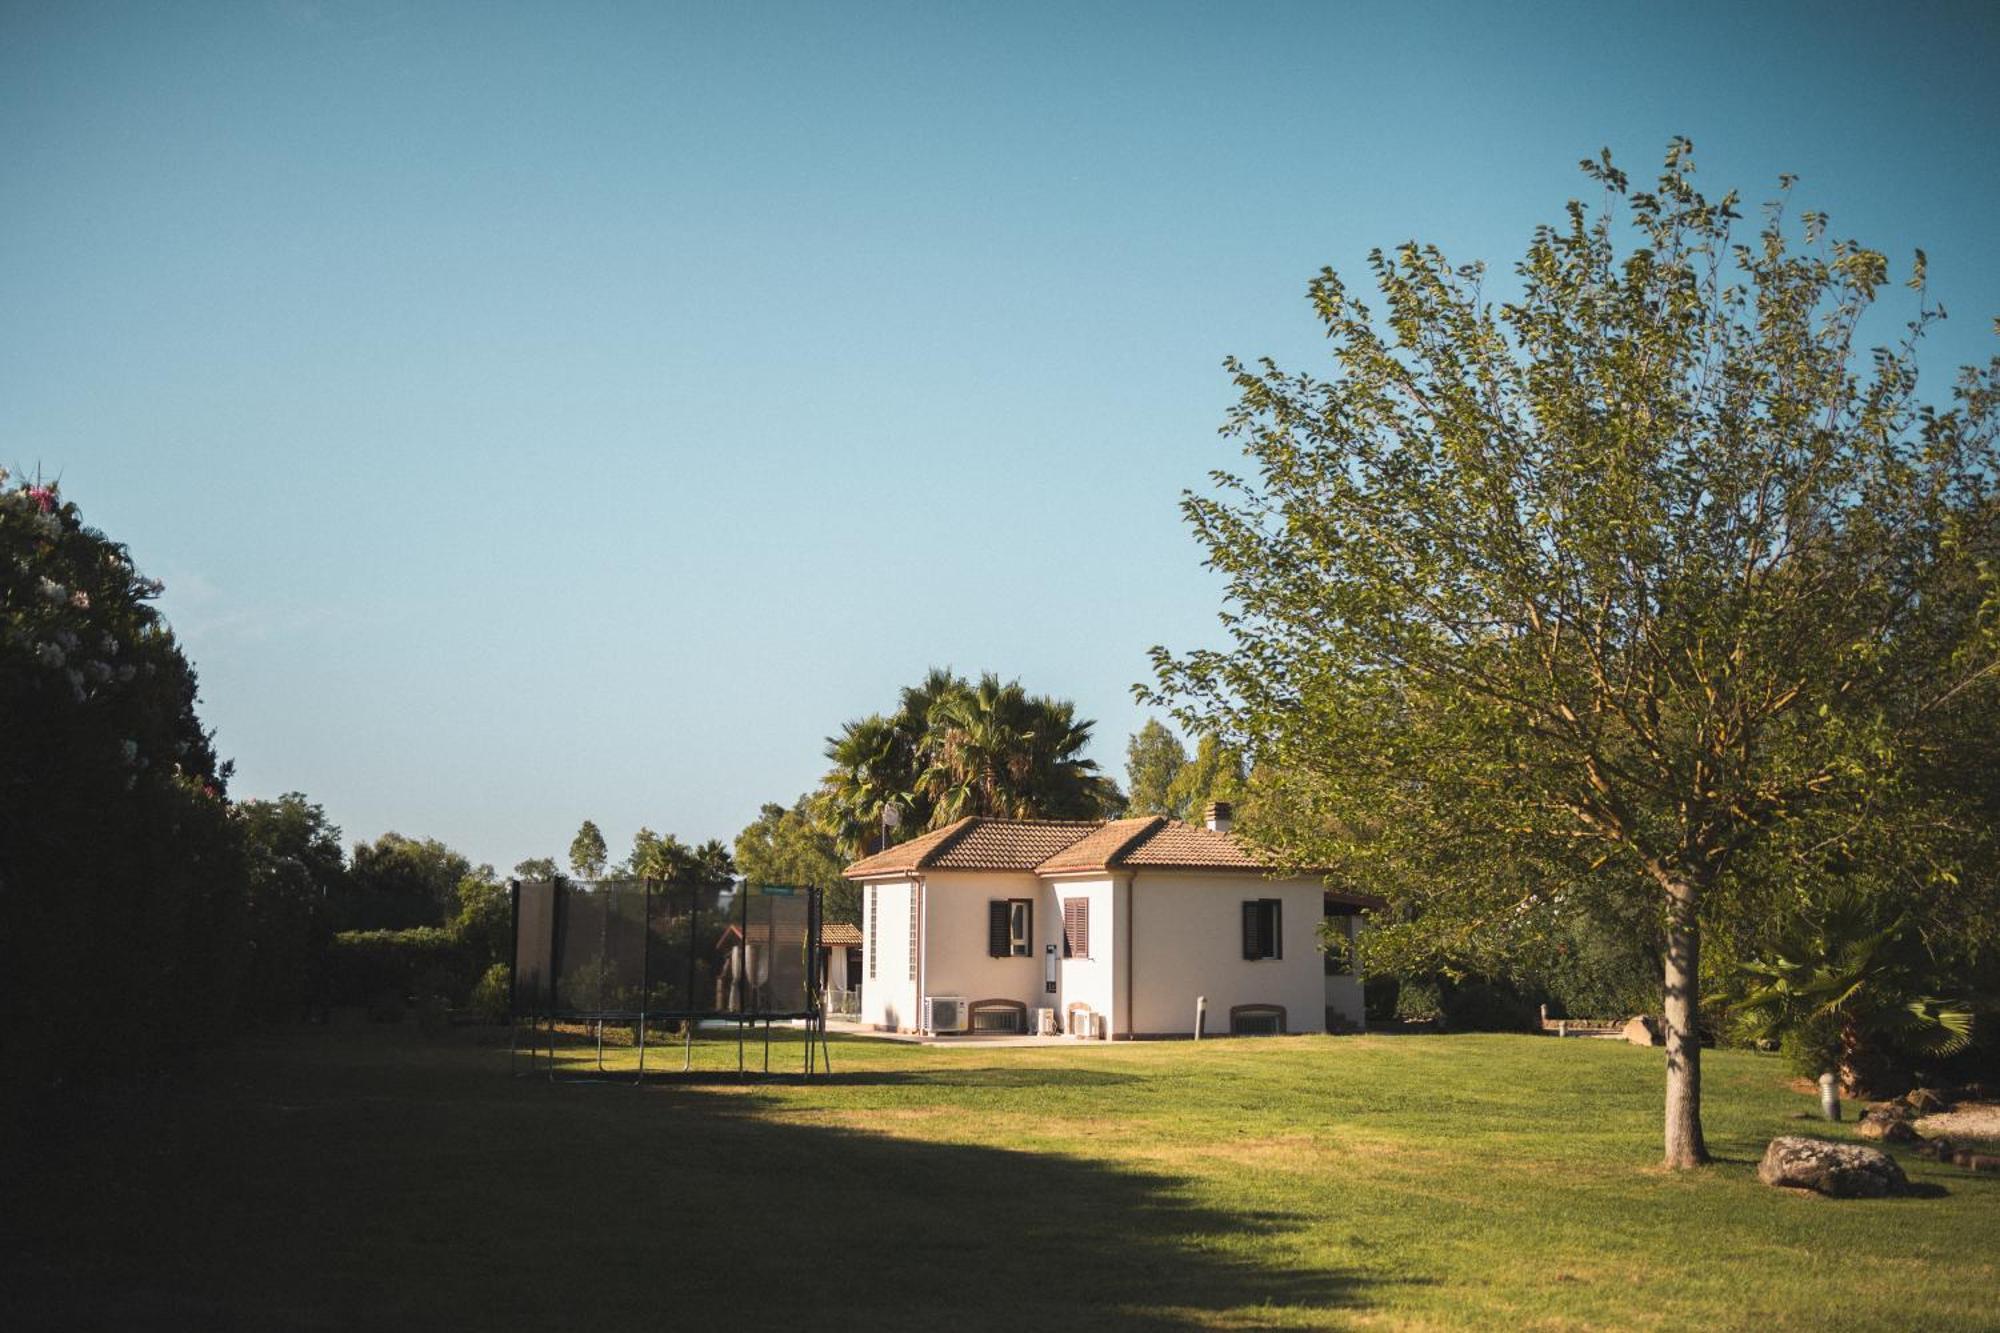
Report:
1148,139,2000,1036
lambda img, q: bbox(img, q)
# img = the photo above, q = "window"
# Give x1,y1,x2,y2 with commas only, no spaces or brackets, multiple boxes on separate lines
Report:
1061,897,1090,959
1324,913,1355,976
1242,898,1283,960
987,899,1032,957
867,887,877,980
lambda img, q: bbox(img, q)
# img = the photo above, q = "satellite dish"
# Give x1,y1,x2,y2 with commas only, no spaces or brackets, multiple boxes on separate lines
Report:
882,803,902,829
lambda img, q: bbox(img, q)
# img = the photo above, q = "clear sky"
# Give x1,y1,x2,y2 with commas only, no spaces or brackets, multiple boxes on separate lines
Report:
4,1,1996,873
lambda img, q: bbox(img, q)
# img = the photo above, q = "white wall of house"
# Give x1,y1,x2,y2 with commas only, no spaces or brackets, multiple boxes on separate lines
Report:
919,870,1044,1023
1041,874,1119,1035
1127,872,1329,1036
860,878,920,1032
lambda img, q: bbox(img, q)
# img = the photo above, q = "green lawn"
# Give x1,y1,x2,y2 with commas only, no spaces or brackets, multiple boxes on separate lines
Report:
6,1025,1996,1330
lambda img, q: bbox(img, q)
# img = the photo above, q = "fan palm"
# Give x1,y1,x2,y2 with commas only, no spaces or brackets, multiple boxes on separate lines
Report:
1727,885,1974,1092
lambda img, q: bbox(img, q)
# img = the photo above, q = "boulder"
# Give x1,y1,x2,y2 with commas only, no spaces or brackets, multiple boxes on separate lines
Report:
1621,1014,1663,1047
1853,1115,1918,1144
1758,1136,1908,1198
1901,1087,1951,1116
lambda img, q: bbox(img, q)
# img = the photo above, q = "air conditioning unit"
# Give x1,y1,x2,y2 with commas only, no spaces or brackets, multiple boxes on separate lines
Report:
923,996,967,1035
1070,1008,1102,1040
1030,1006,1059,1036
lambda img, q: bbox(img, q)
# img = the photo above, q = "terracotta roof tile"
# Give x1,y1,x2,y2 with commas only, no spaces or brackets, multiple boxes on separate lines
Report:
929,819,1101,869
1118,820,1272,871
1034,817,1164,873
841,815,1383,907
840,818,975,878
821,922,862,948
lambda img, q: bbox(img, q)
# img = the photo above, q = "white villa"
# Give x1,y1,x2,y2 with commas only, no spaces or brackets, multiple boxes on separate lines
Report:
842,802,1381,1038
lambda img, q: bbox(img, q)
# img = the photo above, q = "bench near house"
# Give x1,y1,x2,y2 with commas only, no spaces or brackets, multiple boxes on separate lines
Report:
842,802,1382,1038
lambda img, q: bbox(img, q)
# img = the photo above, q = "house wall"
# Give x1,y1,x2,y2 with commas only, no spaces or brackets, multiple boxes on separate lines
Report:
919,870,1046,1024
1127,872,1328,1036
1040,876,1119,1035
859,878,919,1032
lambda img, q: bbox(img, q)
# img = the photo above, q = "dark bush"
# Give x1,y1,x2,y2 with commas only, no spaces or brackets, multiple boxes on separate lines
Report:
326,927,472,1009
1440,977,1541,1032
1363,975,1400,1023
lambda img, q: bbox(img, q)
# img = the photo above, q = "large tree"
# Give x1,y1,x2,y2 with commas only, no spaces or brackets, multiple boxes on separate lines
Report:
735,797,856,921
1,471,247,1079
342,832,471,930
1146,143,2000,1167
1124,720,1189,817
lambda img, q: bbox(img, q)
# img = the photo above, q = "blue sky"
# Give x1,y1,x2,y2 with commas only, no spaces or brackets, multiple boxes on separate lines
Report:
4,1,1996,872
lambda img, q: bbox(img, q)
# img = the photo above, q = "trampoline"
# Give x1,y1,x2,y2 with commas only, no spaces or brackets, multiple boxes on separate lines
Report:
509,877,831,1081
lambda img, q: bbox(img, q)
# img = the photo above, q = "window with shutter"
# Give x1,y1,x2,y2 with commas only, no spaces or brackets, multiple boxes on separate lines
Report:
988,900,1010,958
1242,898,1282,959
990,899,1032,956
1062,897,1089,959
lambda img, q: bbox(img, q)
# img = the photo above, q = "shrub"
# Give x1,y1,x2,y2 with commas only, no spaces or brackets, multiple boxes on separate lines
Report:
326,927,471,1009
1363,975,1400,1023
1441,979,1541,1033
470,964,511,1023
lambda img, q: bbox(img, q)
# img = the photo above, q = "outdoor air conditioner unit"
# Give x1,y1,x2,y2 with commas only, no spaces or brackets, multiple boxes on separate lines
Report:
923,996,967,1035
1030,1006,1059,1036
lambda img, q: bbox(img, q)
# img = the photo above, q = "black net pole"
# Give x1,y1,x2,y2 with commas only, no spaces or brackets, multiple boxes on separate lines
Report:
636,878,650,1085
508,880,522,1076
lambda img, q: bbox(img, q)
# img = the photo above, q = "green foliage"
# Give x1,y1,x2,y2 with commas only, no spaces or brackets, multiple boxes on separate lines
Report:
1144,141,2000,1156
1163,734,1247,822
326,926,471,1010
513,856,559,880
1,471,248,1080
452,867,511,974
1726,885,1975,1087
1123,719,1187,816
470,963,512,1023
735,797,855,921
623,827,733,882
342,832,470,931
235,793,345,1019
815,667,1123,855
569,819,607,880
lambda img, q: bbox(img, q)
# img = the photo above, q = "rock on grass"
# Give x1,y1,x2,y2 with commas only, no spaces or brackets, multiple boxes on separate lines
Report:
1758,1137,1908,1198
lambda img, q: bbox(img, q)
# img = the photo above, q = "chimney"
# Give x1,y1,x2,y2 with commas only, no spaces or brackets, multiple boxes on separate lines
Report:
1204,801,1233,834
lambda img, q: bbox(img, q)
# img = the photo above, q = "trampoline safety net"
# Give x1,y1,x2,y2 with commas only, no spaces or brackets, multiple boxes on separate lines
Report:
510,878,822,1021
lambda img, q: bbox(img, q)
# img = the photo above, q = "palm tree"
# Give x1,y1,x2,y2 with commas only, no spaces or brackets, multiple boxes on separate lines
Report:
815,713,914,858
1728,885,1974,1093
814,669,1123,850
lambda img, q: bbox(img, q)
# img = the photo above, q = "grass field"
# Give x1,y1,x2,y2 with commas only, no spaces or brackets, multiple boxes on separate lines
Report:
6,1024,1997,1330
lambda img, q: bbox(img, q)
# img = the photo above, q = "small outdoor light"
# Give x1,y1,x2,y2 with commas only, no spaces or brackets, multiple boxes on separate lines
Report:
1194,995,1207,1040
1818,1072,1842,1121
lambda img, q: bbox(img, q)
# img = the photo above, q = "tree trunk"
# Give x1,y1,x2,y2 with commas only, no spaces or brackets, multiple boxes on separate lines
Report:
1662,880,1710,1168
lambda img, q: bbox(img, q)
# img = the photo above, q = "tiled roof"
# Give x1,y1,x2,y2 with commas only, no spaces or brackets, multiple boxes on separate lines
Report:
840,815,1383,908
1033,817,1165,873
931,819,1102,869
1114,820,1272,871
840,818,974,878
822,922,863,948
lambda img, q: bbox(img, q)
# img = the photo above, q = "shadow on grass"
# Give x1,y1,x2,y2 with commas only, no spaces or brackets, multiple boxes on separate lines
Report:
3,1027,1371,1331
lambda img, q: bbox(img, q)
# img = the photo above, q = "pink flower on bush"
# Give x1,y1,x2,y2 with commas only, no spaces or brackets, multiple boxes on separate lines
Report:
26,486,55,513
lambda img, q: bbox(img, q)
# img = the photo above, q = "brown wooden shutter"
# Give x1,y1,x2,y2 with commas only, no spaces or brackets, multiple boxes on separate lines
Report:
989,900,1010,957
1062,897,1089,958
